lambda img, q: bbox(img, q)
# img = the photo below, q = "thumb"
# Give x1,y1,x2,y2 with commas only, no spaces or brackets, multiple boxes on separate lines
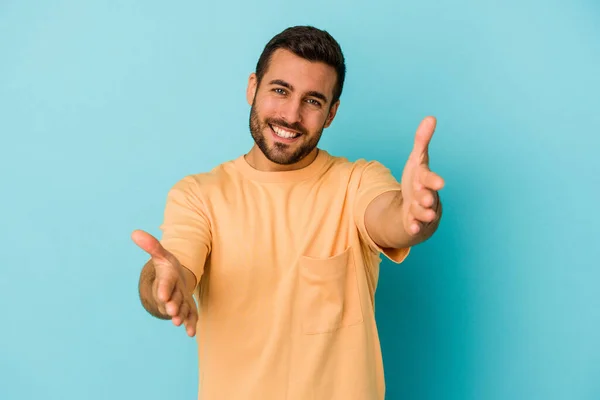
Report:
131,229,169,261
411,116,436,163
132,229,180,305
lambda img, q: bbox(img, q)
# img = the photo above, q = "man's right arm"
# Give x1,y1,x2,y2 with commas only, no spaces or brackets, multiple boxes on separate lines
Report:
134,176,211,336
139,259,168,320
133,229,199,337
138,258,197,319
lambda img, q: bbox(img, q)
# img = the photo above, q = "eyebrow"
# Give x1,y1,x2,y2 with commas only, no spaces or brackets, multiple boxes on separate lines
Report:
268,79,329,104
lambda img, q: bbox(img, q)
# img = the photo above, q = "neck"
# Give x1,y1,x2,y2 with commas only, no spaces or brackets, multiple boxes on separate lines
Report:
245,145,319,172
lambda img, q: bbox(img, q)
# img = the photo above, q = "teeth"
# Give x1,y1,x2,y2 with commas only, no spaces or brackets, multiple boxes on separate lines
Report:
272,125,299,139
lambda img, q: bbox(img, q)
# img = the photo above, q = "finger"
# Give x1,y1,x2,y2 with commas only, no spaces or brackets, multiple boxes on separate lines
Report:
410,116,436,163
414,188,436,208
176,302,190,327
184,302,198,337
408,220,421,235
410,200,437,224
417,167,445,191
404,212,421,236
155,272,178,304
131,229,169,261
172,290,191,326
172,314,182,326
152,279,167,315
165,287,183,317
174,301,192,331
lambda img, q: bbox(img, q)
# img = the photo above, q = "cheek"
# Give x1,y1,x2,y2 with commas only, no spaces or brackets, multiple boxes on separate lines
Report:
302,110,328,131
256,96,279,117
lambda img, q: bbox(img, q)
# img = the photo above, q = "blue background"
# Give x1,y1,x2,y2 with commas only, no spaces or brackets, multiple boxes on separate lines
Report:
1,1,599,399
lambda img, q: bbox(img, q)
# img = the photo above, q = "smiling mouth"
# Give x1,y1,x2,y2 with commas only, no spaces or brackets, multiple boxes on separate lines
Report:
270,124,301,139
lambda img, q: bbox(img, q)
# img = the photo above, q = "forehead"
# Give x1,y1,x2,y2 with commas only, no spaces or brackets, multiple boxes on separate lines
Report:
262,49,337,98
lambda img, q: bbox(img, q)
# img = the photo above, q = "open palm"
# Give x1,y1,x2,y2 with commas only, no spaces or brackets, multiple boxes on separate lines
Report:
400,116,445,235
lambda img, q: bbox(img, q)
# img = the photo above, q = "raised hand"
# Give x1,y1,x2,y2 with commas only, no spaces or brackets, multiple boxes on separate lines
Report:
400,116,445,236
132,229,198,337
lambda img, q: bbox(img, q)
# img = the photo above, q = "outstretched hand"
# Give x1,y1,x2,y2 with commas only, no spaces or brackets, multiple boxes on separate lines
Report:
400,116,445,236
132,229,198,337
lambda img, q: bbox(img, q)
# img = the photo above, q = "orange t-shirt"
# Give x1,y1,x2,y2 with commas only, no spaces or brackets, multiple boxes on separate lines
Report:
159,149,410,400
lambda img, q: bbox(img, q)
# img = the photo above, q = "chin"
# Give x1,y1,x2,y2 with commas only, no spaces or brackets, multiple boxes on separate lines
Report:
264,150,297,165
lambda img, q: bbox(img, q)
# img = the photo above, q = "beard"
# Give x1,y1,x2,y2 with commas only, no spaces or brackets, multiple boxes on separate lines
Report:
249,98,324,165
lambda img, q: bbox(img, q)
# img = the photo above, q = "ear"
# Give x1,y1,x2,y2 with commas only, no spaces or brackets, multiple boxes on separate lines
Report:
246,73,258,106
323,100,340,128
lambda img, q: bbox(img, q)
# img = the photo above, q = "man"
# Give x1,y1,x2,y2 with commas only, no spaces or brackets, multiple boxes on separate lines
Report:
132,25,444,400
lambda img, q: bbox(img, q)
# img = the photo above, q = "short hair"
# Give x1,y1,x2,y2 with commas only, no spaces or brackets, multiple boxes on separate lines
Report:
255,26,346,104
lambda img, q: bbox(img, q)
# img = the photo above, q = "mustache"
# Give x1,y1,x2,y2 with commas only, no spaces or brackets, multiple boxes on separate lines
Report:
266,118,307,135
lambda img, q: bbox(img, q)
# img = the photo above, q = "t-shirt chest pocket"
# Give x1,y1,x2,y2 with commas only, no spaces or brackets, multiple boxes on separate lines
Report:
298,247,363,334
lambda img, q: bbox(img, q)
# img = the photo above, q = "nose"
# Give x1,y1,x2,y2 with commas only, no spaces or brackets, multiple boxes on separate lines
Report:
280,98,302,125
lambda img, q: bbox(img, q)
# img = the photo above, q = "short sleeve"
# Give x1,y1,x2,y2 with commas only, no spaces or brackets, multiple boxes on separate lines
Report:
353,160,411,264
159,175,212,285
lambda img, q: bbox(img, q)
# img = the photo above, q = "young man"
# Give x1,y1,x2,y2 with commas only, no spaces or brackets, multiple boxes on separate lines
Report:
132,26,444,400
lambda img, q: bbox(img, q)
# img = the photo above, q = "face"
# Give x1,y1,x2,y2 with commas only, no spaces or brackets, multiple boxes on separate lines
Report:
247,49,340,167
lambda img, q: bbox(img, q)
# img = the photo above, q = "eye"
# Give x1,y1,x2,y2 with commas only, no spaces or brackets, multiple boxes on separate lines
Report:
273,88,287,95
306,98,322,107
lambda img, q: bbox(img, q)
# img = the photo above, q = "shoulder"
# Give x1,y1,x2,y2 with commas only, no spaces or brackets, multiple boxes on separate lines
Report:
324,151,392,179
168,158,240,197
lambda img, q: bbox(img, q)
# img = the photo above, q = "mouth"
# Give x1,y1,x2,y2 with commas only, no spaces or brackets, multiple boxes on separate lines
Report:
269,124,302,143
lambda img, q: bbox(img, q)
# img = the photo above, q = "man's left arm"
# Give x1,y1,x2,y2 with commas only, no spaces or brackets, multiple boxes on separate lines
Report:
365,116,445,250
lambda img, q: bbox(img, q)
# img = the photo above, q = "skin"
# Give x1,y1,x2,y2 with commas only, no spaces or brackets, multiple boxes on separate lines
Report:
132,48,445,338
132,229,198,337
244,49,340,171
365,116,445,249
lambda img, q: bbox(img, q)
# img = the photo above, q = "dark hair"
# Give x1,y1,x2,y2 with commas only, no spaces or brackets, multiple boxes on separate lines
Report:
255,26,346,105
